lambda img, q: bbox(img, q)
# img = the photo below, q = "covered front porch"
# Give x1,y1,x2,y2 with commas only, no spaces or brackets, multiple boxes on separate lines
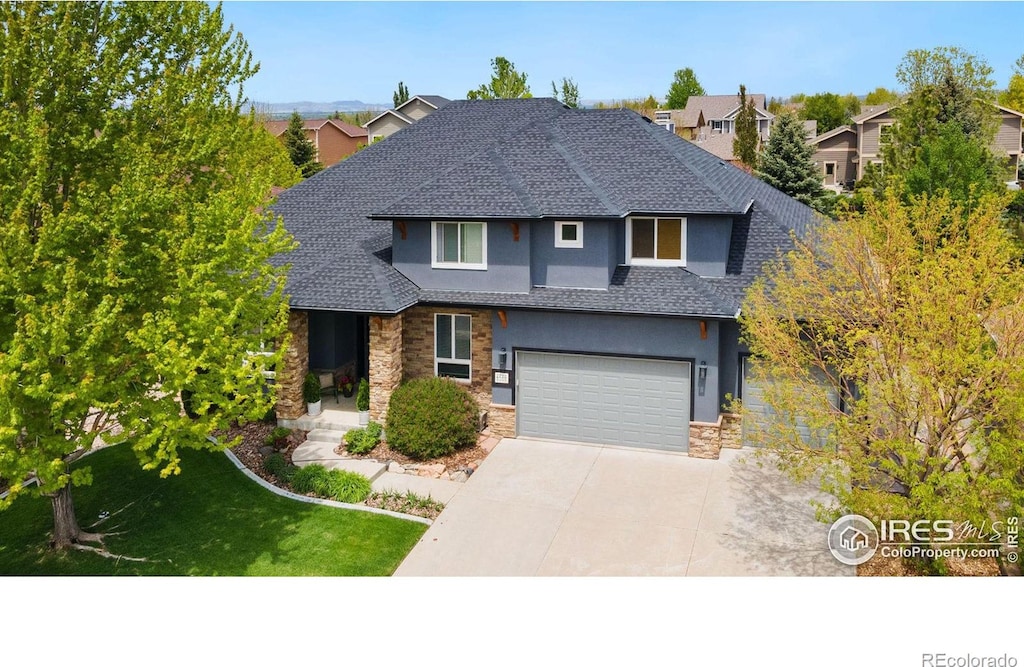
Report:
276,309,371,422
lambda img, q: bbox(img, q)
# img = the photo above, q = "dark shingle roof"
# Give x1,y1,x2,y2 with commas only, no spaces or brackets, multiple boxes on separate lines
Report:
271,98,817,316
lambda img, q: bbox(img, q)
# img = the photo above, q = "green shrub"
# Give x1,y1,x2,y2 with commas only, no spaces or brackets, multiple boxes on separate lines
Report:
291,463,332,495
264,426,291,449
290,464,370,503
344,421,383,455
303,372,320,404
356,377,370,411
385,377,478,460
323,470,372,504
262,453,297,482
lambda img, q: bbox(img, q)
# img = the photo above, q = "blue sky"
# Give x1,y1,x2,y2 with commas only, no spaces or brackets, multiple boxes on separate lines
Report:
218,2,1024,105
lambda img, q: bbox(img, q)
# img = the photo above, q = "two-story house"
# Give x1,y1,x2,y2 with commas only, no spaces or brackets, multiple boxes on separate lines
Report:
271,98,821,459
809,102,1024,191
263,117,367,167
677,94,775,164
363,94,450,142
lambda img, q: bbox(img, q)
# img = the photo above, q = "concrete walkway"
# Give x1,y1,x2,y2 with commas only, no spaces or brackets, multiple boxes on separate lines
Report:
395,438,854,576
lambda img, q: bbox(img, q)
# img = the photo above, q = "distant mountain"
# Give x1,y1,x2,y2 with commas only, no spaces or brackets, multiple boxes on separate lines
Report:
254,100,389,117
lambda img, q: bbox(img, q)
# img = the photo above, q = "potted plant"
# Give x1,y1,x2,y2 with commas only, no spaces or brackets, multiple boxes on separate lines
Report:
303,372,322,417
356,377,370,426
337,373,355,398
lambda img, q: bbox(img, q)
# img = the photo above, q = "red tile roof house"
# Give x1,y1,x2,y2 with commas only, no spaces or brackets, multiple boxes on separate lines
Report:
263,117,368,167
268,98,827,459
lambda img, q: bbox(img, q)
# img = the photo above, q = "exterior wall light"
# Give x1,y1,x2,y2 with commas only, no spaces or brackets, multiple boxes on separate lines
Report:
698,360,707,380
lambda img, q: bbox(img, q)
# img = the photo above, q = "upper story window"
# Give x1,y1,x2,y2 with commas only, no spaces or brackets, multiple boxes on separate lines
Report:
879,123,895,145
626,217,686,266
711,120,724,133
555,221,583,248
432,221,487,270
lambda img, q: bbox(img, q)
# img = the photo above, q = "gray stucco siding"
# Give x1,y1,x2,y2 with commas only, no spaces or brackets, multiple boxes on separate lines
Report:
686,215,732,277
530,219,617,288
391,219,532,292
490,309,725,423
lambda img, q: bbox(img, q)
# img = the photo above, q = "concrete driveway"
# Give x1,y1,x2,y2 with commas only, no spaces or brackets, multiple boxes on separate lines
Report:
395,438,854,576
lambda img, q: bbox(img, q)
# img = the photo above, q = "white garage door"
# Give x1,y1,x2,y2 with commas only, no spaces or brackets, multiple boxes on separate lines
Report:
741,357,839,448
516,351,691,452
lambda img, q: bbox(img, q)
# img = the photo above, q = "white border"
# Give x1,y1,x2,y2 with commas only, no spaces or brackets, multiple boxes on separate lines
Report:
625,216,687,266
554,220,584,248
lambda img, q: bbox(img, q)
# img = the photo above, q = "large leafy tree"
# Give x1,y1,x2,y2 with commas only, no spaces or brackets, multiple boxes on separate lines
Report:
998,54,1024,113
799,92,860,134
466,56,531,100
551,77,580,108
733,84,760,170
741,191,1024,574
665,67,705,109
879,48,1005,205
281,111,323,178
756,112,825,208
0,2,297,550
864,87,901,106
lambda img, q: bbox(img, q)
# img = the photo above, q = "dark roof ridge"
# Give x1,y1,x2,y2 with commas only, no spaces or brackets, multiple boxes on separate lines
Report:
489,144,542,217
542,121,624,216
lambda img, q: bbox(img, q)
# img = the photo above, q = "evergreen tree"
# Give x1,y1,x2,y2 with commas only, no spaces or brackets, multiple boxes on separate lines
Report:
392,81,410,108
733,84,760,170
756,112,825,207
281,111,322,178
665,68,705,109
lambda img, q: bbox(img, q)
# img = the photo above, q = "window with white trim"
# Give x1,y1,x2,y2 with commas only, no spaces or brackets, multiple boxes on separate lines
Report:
435,313,471,381
626,217,686,266
432,221,487,269
554,221,583,248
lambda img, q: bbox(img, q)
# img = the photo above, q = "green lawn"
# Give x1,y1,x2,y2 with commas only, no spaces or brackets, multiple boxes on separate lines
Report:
0,445,427,575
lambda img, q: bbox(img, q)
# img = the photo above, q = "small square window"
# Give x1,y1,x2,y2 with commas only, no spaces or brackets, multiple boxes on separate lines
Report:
555,221,583,248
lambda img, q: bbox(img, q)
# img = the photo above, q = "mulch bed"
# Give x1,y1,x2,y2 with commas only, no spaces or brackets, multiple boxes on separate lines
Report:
858,552,1001,576
222,421,305,487
337,439,489,473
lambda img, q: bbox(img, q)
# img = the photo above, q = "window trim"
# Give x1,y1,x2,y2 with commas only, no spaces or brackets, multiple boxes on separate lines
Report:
554,221,584,249
434,313,472,383
431,221,488,270
625,216,687,267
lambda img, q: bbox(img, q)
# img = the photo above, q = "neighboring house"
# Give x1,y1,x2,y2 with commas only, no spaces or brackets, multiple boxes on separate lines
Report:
363,94,450,142
809,103,1024,191
675,94,775,164
263,118,368,167
271,98,821,460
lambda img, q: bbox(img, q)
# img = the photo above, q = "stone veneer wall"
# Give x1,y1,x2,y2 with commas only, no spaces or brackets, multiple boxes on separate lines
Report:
369,314,404,421
400,306,493,412
720,413,742,449
487,403,516,438
276,310,309,420
688,416,724,459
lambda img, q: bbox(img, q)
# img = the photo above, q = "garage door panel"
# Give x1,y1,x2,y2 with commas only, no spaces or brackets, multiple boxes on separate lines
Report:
517,351,691,451
741,358,838,448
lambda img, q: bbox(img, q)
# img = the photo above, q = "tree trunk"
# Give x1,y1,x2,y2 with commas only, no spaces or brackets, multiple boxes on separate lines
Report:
50,485,82,550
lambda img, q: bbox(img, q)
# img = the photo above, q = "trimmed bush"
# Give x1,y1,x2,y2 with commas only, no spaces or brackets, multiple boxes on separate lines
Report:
385,377,478,460
356,377,370,412
344,421,383,455
290,464,371,503
303,372,320,404
264,426,291,449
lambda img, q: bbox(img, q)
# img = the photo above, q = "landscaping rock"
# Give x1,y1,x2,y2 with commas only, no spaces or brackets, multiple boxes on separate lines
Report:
259,446,275,457
440,472,450,481
450,470,469,483
417,463,445,478
388,462,406,474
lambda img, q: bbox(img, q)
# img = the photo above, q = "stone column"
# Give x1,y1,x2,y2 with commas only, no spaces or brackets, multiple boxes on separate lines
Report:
688,416,723,459
369,313,404,422
276,310,309,420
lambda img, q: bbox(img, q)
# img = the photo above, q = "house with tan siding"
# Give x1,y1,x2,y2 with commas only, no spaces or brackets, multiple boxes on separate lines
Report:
264,118,368,167
809,102,1024,190
671,94,774,163
364,95,450,142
